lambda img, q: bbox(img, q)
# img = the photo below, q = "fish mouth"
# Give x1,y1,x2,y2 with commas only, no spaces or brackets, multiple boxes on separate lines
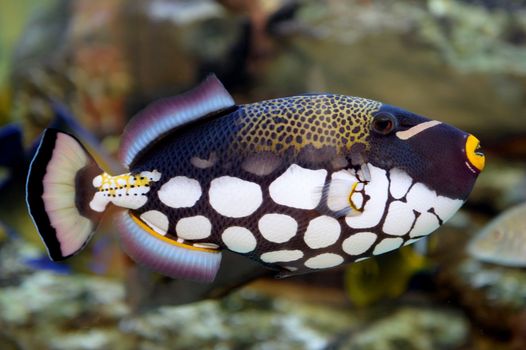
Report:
465,134,485,173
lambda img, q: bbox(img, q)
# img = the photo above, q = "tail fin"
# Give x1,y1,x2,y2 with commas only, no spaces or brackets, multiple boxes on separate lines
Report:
26,129,103,261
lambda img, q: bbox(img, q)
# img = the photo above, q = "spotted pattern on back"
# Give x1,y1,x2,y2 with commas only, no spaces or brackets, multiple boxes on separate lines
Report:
231,95,381,155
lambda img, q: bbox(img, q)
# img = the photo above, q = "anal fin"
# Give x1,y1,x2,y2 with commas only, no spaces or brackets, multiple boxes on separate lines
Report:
117,212,222,283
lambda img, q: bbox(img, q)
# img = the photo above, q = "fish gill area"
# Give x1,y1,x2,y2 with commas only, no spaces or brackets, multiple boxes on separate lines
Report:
0,0,526,349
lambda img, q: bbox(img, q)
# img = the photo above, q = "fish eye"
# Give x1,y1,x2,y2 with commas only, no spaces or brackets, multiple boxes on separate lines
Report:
372,113,397,135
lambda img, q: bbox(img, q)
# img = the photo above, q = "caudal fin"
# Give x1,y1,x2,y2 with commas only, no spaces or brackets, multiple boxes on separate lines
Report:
26,129,103,261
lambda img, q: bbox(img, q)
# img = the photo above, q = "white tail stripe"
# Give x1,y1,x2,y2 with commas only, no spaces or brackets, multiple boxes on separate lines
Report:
396,120,441,140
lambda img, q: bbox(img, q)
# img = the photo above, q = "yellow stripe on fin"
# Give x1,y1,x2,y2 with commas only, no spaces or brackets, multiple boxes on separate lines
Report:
129,213,220,253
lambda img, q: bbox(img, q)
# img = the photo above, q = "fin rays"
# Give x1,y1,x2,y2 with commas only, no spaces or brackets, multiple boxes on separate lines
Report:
119,75,235,168
117,212,222,283
26,129,101,260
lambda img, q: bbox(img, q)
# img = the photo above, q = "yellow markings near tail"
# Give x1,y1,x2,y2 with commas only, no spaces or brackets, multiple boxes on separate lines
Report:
96,172,155,196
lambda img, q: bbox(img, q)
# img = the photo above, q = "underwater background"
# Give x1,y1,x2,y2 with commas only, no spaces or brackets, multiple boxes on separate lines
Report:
1,0,526,349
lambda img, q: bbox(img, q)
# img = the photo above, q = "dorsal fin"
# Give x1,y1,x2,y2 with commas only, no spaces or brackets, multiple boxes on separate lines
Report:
119,75,235,168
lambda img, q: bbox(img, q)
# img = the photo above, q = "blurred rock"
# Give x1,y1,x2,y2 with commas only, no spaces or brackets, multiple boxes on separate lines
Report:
0,265,355,349
438,258,526,347
0,270,129,350
0,237,42,286
9,0,526,141
10,0,132,141
0,235,473,350
329,306,468,350
256,0,526,139
434,216,526,348
468,159,526,212
424,0,526,74
122,289,354,350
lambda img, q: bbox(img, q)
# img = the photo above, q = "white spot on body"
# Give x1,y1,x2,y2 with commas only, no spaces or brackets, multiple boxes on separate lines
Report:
433,196,463,222
146,170,162,182
355,257,369,262
345,165,389,229
175,215,212,240
113,195,148,211
260,250,304,263
89,170,160,212
193,242,220,249
158,176,202,208
92,175,102,187
190,152,218,169
351,192,364,210
403,238,422,246
382,201,416,236
389,168,413,199
304,253,344,269
209,176,263,218
90,192,114,212
269,164,327,210
242,152,282,176
258,214,298,243
409,212,440,238
222,226,257,253
373,237,404,255
406,182,436,213
303,216,341,249
382,176,463,238
342,232,377,255
140,210,169,235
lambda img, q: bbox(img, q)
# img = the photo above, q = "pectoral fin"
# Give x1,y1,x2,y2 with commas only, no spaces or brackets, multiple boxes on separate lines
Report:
316,169,367,218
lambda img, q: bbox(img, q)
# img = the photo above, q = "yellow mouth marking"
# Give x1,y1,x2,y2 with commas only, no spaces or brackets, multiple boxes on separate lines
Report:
465,134,485,172
129,213,220,253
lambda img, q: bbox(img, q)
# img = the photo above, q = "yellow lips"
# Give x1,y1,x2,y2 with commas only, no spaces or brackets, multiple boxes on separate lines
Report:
466,134,485,172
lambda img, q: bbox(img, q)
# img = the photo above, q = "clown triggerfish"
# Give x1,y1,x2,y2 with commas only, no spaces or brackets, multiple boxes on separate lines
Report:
26,75,485,282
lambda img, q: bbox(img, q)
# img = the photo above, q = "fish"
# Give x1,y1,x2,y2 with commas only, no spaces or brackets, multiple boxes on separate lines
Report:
25,75,485,283
467,202,526,267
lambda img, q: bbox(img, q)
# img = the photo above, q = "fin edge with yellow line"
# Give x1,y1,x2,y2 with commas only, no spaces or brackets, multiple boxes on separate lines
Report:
117,211,222,283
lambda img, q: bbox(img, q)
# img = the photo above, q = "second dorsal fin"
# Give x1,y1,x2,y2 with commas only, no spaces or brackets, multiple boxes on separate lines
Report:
119,75,235,168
